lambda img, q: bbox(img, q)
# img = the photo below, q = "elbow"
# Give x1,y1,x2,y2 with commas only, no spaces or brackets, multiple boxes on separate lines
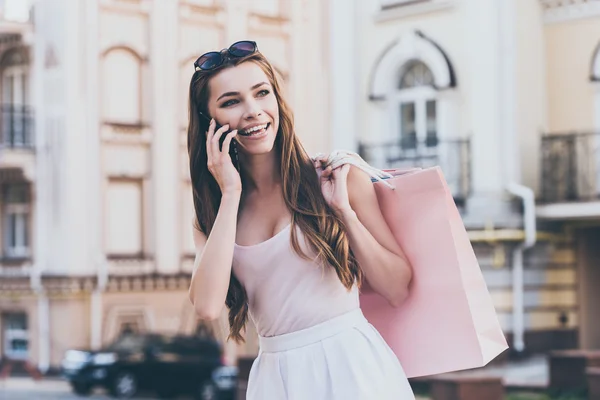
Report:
195,306,222,321
193,302,223,321
387,287,410,308
188,291,222,321
387,265,412,308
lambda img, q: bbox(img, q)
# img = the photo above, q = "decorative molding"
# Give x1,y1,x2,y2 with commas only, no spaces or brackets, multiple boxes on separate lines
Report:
100,123,152,144
100,0,152,15
106,274,190,293
107,257,155,276
370,30,456,100
375,0,453,22
541,0,600,24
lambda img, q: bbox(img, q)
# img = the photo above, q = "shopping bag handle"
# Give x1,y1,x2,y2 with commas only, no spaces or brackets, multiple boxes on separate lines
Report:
312,150,397,189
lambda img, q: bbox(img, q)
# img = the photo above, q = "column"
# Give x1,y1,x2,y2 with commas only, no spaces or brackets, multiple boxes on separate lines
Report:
329,0,357,152
151,0,180,274
90,290,103,349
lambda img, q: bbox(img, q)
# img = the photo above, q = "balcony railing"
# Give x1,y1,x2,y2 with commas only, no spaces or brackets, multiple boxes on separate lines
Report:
540,0,599,10
0,105,34,149
540,131,600,203
357,137,471,204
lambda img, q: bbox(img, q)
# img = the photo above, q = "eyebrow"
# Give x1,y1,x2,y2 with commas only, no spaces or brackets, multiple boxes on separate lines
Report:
216,82,270,102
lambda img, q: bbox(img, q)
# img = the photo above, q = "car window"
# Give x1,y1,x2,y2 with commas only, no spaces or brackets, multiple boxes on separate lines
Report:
107,334,149,351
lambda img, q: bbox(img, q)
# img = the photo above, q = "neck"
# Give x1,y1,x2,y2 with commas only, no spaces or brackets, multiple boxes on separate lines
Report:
241,150,281,194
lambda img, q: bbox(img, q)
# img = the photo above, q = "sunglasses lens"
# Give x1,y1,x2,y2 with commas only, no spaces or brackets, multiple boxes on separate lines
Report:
229,41,256,57
195,52,222,70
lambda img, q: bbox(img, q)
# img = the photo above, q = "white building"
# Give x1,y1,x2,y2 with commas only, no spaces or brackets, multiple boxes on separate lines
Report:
2,0,600,376
330,0,600,354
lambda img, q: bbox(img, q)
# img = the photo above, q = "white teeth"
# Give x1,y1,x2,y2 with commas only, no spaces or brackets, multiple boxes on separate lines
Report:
244,124,268,135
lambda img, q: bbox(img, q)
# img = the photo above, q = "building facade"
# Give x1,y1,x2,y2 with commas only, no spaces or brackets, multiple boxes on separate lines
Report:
330,0,600,355
2,0,600,375
0,0,331,372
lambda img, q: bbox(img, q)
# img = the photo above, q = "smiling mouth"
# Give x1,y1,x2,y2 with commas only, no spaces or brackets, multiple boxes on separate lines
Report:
238,123,271,137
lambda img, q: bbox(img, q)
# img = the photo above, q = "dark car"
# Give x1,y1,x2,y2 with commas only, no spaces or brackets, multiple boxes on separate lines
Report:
61,333,237,399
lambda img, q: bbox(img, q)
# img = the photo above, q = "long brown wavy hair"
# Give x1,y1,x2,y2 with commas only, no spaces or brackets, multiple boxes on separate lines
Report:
187,51,362,342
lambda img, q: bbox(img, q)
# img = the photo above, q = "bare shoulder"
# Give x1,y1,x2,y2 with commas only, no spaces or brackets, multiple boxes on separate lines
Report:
347,165,375,206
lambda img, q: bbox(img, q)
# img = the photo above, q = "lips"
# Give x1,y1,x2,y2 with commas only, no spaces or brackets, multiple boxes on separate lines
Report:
238,122,271,137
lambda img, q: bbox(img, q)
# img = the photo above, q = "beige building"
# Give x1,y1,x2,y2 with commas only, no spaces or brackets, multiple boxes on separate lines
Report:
2,0,600,376
0,0,331,373
337,0,600,355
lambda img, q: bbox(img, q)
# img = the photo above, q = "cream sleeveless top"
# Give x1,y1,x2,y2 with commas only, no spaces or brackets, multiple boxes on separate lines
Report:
232,224,359,337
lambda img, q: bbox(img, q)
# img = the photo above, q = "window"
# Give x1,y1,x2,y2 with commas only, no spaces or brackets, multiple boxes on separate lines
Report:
394,61,438,151
2,313,29,360
2,183,30,259
1,49,30,147
105,180,143,257
102,49,142,126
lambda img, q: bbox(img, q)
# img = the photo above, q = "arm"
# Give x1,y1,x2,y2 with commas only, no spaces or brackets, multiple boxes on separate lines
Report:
188,120,242,320
324,165,412,307
188,191,240,320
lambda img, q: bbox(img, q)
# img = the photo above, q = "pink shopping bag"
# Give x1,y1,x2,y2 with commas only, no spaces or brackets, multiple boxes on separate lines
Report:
359,166,509,378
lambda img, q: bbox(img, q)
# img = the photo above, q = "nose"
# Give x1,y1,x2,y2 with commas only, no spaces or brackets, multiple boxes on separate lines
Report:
243,98,262,120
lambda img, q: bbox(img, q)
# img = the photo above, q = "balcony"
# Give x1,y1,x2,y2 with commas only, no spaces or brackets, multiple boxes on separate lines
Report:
538,132,600,220
357,137,471,204
0,105,34,149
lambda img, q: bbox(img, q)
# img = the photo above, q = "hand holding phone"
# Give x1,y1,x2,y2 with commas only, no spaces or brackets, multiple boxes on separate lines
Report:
202,114,241,192
199,112,232,151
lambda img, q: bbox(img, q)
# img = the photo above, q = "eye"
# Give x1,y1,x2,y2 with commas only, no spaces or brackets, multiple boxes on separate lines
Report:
220,99,238,108
257,89,270,97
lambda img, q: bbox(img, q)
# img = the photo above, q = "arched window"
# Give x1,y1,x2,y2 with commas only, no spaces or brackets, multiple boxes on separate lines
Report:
102,48,142,125
395,60,438,151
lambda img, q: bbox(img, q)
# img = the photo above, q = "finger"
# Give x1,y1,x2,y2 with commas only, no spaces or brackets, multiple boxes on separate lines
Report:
321,165,333,180
206,119,216,163
335,164,351,178
211,124,230,155
221,130,238,154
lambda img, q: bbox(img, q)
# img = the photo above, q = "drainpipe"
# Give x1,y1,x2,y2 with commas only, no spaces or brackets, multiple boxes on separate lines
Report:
506,183,536,353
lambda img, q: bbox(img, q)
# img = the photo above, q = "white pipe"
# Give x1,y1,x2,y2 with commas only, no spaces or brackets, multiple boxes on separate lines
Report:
37,294,50,374
506,183,536,353
507,183,536,247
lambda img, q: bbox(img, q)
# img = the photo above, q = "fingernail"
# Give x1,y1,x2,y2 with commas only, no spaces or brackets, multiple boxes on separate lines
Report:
210,118,215,124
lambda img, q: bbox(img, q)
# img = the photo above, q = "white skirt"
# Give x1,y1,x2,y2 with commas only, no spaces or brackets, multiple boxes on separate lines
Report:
246,308,415,400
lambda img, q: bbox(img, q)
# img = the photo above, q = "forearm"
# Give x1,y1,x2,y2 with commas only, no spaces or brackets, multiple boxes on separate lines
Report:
339,209,412,306
189,192,241,319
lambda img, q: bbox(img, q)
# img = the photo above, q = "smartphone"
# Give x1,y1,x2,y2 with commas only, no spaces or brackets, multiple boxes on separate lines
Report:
198,112,232,151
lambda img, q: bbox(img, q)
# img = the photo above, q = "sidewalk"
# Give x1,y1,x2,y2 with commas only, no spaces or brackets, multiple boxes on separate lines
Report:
417,354,549,390
0,376,70,392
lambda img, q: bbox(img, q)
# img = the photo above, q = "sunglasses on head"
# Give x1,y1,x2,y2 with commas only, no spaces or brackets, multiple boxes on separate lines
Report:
193,40,258,71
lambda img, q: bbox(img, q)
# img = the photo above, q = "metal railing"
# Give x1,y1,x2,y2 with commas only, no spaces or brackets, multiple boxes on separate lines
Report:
540,131,600,203
0,105,34,149
357,137,471,203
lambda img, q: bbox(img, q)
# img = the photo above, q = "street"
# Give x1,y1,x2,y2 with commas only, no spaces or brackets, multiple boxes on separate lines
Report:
0,377,160,400
0,377,432,400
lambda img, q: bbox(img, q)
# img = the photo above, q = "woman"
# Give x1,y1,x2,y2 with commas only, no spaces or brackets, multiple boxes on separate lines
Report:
187,40,415,399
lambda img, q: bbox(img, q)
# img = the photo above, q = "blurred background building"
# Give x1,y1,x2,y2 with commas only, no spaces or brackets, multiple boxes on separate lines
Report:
0,0,330,373
0,0,599,377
